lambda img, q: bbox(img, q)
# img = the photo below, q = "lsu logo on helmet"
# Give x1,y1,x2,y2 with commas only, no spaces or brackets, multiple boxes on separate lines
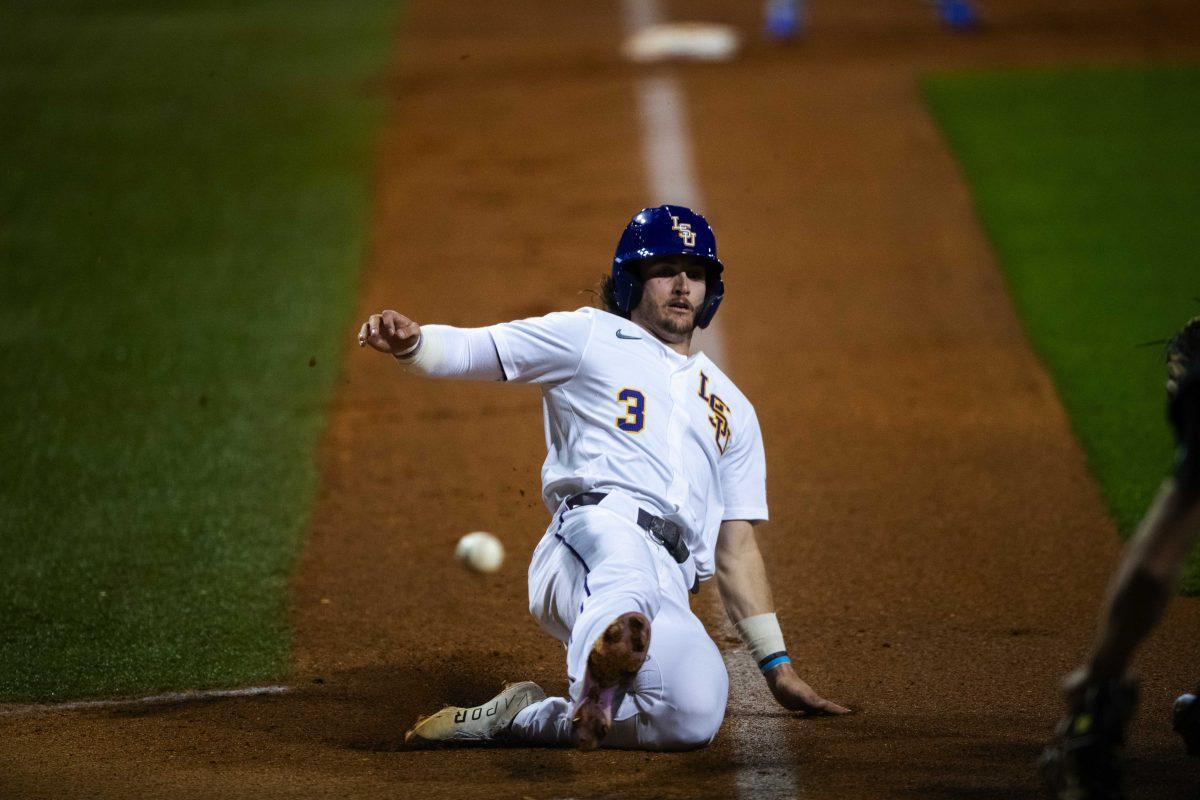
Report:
670,215,697,248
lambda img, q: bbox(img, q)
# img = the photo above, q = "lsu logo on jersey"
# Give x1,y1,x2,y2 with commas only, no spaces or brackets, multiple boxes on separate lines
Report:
698,372,731,454
670,215,697,248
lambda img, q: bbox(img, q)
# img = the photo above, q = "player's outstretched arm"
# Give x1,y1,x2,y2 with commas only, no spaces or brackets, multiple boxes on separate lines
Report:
356,309,504,381
715,520,851,716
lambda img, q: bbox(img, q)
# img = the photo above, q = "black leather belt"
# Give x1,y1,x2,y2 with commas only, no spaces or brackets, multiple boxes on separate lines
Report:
565,491,691,565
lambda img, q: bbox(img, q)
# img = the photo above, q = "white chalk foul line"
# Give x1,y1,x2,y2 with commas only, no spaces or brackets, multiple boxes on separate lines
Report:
0,684,290,716
633,74,725,367
623,1,796,797
636,75,702,210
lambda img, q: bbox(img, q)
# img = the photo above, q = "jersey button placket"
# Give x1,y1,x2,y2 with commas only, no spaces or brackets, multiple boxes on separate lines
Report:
664,364,691,512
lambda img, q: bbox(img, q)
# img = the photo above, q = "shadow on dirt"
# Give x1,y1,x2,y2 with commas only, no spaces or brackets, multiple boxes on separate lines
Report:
95,655,561,754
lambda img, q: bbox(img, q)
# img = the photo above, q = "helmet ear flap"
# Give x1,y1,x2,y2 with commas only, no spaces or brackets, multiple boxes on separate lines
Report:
614,268,642,317
695,280,724,329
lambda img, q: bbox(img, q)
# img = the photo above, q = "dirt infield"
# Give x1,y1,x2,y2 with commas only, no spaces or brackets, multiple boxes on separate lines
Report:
4,1,1200,798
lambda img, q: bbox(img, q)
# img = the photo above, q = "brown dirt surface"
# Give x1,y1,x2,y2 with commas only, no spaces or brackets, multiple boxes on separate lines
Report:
4,1,1200,798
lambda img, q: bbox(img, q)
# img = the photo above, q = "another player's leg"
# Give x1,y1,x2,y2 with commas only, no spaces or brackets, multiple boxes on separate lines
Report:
1040,678,1137,800
1166,325,1200,759
1042,319,1200,795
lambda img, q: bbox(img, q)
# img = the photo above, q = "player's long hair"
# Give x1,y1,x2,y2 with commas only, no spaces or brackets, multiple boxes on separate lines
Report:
598,274,626,317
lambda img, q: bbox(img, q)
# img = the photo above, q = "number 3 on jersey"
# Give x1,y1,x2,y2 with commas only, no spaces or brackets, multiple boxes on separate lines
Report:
615,388,646,433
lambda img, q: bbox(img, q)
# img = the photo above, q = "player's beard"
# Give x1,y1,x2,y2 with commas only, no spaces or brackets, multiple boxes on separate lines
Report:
653,301,698,337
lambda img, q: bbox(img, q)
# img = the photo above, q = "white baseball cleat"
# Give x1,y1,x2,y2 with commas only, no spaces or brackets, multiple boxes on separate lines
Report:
404,681,546,747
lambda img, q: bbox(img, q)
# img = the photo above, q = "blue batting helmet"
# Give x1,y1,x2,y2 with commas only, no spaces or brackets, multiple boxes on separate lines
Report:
611,205,725,329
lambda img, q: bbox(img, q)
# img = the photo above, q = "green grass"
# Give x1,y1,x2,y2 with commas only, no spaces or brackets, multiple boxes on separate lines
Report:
924,66,1200,592
0,0,399,700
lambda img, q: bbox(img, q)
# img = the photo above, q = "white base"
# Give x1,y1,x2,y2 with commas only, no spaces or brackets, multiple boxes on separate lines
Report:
622,23,742,64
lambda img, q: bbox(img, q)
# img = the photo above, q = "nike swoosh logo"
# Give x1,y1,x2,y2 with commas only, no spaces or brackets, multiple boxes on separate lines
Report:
615,329,642,340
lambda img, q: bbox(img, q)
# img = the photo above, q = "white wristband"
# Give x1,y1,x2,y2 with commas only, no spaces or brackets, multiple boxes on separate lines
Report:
735,612,790,672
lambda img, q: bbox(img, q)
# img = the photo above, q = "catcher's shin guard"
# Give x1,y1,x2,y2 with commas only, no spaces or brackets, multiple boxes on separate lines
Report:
571,611,651,750
1040,679,1138,800
1174,687,1200,757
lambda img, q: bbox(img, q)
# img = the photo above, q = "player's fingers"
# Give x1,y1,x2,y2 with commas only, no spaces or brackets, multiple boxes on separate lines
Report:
809,697,852,715
377,310,392,339
386,312,413,338
368,314,381,339
357,322,368,346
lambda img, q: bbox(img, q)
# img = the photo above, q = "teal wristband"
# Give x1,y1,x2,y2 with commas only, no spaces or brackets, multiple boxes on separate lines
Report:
759,652,791,672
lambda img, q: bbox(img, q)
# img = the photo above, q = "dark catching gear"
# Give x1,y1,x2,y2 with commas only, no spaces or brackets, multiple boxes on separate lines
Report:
1040,679,1138,800
611,205,725,329
1174,688,1200,757
1166,316,1200,490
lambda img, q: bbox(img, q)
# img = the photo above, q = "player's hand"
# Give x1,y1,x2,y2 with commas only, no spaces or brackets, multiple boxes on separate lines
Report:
358,310,420,355
764,662,851,715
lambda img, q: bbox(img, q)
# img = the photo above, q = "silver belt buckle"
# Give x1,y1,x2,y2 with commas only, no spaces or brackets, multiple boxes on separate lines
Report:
647,516,667,539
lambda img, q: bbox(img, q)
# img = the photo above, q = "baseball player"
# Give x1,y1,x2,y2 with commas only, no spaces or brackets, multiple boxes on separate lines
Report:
358,205,850,750
1041,317,1200,799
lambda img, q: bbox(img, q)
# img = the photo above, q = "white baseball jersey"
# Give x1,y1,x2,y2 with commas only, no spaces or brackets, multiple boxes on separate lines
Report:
487,306,768,580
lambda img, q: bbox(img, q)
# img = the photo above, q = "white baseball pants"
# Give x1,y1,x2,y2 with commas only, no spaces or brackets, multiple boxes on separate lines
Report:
509,492,729,750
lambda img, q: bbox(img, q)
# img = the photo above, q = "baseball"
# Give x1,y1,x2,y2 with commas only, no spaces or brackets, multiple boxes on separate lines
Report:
455,531,505,574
